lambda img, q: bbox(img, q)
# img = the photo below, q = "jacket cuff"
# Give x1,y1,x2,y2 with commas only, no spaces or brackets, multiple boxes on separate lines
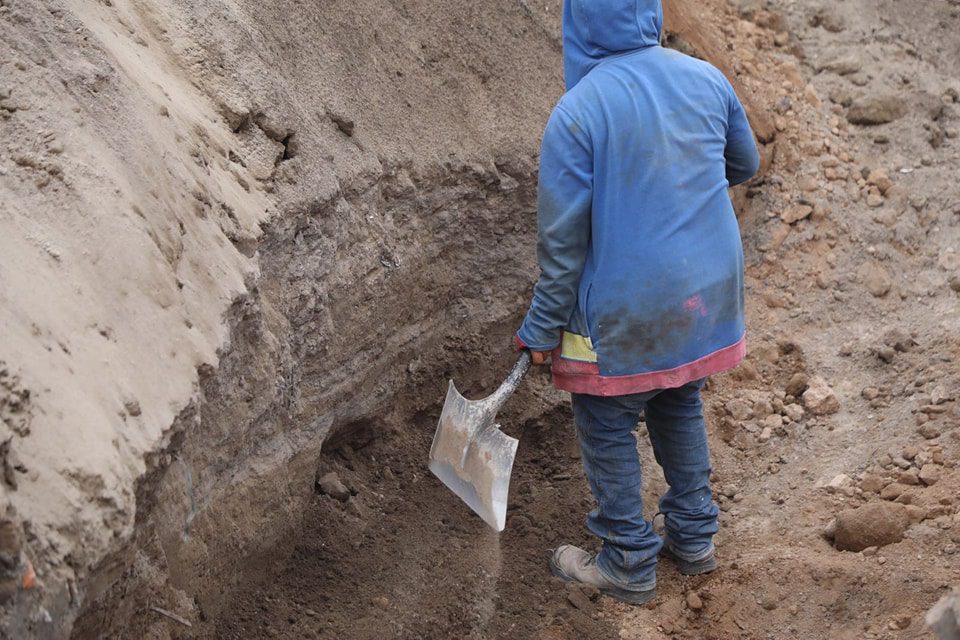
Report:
516,322,561,352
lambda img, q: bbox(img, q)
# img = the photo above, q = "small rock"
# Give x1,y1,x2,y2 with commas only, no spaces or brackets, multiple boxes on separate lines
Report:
919,464,942,486
803,377,840,415
822,518,837,540
880,483,909,501
316,472,351,501
833,502,910,552
860,474,885,493
931,386,955,405
866,193,884,208
875,346,896,363
867,169,893,195
918,424,941,440
863,263,892,297
784,403,804,422
785,373,809,397
816,54,862,76
758,427,773,443
847,95,908,125
371,596,390,609
686,591,704,611
762,414,784,431
828,474,853,492
810,7,845,32
905,505,928,524
566,584,595,613
797,176,819,192
883,327,917,353
725,399,753,421
781,203,814,224
898,469,920,486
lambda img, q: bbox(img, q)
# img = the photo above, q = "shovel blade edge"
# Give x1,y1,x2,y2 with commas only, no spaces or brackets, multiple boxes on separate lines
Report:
429,418,518,532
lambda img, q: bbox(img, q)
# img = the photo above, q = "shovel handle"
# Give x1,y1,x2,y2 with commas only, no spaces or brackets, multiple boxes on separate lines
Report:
487,350,532,414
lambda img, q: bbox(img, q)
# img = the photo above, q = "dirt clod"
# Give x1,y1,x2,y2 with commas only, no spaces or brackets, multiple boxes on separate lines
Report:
802,376,840,415
846,95,908,125
919,424,942,440
833,502,911,552
316,472,351,502
785,372,809,397
919,464,943,486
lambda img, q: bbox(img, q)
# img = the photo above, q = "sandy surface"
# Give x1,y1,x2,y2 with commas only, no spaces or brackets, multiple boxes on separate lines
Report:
1,0,272,630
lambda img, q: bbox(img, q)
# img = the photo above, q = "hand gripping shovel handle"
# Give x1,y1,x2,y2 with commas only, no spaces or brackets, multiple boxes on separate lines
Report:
485,350,532,416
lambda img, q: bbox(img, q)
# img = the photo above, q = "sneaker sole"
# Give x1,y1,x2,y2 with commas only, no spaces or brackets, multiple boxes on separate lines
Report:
549,556,657,605
660,545,717,576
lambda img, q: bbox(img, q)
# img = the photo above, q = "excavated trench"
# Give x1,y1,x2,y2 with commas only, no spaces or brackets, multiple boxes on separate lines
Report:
69,165,629,639
60,5,777,637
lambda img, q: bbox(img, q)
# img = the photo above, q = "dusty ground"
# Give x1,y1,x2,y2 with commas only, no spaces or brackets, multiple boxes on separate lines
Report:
2,0,959,638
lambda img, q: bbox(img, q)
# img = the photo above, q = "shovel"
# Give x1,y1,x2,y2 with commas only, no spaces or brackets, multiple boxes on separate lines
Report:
428,350,532,531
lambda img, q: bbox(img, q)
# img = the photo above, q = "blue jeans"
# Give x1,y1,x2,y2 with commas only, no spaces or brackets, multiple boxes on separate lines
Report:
571,380,719,591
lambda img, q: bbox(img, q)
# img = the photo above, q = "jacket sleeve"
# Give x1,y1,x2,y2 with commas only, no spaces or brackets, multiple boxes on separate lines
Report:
723,82,760,186
517,104,593,352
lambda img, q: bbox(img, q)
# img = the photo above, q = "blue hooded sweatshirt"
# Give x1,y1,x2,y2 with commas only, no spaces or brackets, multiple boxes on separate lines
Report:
517,0,760,396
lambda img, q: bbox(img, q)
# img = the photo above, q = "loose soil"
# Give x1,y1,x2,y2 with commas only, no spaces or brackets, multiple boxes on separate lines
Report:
205,403,617,640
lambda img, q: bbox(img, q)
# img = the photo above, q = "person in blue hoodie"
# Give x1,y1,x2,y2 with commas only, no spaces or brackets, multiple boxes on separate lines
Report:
515,0,760,604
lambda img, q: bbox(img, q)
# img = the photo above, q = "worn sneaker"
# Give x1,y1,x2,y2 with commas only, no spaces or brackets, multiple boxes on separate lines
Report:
549,545,657,605
660,538,717,576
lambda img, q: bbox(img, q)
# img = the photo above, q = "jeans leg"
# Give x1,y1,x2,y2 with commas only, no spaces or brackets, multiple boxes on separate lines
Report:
571,393,661,590
644,380,719,561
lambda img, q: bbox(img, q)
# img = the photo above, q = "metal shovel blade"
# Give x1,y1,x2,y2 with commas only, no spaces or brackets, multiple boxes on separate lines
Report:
428,352,531,531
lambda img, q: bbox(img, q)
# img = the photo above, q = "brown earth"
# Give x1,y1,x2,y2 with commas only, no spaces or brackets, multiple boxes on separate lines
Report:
2,0,959,639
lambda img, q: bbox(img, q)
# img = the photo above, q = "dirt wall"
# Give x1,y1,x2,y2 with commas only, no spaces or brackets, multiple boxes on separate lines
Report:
0,0,770,637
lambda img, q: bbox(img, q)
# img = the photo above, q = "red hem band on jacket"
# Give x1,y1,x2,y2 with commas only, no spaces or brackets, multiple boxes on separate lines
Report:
550,335,746,397
514,334,528,352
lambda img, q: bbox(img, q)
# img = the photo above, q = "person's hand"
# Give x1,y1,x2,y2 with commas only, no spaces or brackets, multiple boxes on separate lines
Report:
530,350,552,366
